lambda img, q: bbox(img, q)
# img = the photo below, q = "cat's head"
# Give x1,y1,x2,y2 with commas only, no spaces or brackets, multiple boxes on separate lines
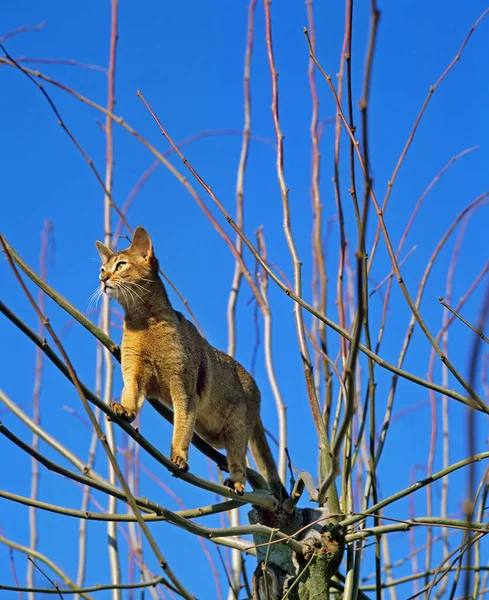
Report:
95,226,159,304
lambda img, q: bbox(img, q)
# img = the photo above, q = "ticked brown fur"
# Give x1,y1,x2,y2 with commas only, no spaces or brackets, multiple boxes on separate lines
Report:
96,227,286,499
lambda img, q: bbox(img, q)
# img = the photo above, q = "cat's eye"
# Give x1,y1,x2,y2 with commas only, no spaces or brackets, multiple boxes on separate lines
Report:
115,261,126,272
100,266,106,273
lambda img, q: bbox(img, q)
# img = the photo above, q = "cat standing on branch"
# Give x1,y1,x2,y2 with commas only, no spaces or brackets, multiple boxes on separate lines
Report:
96,226,288,501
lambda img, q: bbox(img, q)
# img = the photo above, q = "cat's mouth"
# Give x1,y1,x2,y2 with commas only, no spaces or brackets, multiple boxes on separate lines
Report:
102,283,117,297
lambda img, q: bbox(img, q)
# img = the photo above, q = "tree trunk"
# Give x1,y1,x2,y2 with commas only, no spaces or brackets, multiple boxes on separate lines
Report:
249,507,344,599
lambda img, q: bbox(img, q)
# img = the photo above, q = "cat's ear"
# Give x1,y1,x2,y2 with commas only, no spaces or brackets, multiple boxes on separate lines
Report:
95,241,114,263
130,226,153,258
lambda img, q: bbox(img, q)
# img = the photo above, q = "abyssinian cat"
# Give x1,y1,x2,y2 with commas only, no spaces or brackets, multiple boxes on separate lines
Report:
96,226,287,500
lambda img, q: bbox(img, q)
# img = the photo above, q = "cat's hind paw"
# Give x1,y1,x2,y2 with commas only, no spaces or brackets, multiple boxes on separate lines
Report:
224,479,245,495
171,452,189,472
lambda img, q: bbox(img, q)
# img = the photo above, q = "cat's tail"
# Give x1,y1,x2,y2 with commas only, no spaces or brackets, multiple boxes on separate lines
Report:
249,416,289,503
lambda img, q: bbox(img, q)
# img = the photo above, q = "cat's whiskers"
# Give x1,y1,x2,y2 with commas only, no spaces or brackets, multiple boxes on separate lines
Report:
116,283,131,307
86,287,102,317
125,281,148,293
121,283,137,307
124,281,148,304
122,283,145,307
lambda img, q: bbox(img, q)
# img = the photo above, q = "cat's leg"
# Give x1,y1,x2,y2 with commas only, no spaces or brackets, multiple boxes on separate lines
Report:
223,431,248,495
170,382,198,472
110,379,144,423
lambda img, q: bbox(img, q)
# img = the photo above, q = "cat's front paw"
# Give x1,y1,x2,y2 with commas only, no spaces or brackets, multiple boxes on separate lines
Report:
224,479,245,496
109,402,136,423
170,451,189,472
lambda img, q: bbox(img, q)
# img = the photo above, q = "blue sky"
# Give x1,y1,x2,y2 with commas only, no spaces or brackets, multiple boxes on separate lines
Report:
1,1,489,598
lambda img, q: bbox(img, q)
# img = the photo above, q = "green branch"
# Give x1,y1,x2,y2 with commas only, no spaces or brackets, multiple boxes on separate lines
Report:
0,536,94,600
0,578,167,596
439,296,489,345
338,450,489,530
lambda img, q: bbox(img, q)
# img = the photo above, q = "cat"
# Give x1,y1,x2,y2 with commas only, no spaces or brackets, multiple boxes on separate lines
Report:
96,226,287,500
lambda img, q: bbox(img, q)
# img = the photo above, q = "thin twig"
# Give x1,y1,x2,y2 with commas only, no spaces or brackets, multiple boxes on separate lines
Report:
101,2,121,594
10,56,106,71
0,21,47,44
439,298,489,345
256,228,287,485
225,5,257,594
27,219,52,599
0,577,170,595
27,556,64,599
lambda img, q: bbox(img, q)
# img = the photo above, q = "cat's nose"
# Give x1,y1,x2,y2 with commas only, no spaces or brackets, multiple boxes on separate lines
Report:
100,272,109,282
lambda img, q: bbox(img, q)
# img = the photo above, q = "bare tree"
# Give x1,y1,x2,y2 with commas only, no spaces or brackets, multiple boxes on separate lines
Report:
1,1,489,598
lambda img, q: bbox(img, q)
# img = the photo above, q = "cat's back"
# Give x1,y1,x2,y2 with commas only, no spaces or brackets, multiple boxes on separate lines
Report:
176,313,257,392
